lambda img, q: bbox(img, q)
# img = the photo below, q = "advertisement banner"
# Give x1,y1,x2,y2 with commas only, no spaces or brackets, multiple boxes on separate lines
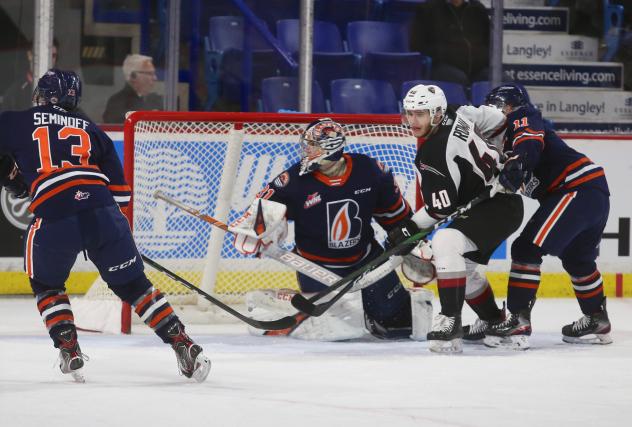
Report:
480,0,546,7
502,7,569,32
529,89,632,122
504,34,598,63
503,62,623,89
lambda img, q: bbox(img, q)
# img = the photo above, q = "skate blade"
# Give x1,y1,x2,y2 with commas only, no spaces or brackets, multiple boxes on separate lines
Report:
562,333,613,345
429,338,463,354
70,369,86,383
192,353,212,383
484,335,530,350
462,336,485,345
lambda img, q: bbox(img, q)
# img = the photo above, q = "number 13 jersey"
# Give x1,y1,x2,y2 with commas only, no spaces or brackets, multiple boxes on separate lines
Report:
0,104,130,219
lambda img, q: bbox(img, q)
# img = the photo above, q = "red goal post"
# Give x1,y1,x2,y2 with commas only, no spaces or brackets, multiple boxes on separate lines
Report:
87,112,422,334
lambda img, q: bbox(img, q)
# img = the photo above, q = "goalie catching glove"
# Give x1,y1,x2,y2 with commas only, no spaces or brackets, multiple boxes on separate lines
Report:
229,198,288,255
402,240,435,285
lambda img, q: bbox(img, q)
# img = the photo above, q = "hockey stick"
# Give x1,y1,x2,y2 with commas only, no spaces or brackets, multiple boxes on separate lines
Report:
153,190,341,286
141,255,298,330
290,187,500,316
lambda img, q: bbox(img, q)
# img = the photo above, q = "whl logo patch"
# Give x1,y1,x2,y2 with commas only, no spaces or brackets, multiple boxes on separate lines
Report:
326,199,362,249
304,192,322,209
74,190,90,201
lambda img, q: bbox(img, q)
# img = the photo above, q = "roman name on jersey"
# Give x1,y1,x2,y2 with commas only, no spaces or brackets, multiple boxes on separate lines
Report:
33,112,89,130
326,199,362,249
451,117,471,143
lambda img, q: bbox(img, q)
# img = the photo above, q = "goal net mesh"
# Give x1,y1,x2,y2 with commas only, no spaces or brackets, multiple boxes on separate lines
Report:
79,113,419,329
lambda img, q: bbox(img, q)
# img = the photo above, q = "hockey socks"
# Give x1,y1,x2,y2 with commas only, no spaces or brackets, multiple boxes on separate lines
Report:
466,282,501,321
133,287,178,342
436,272,466,317
571,270,605,315
507,262,541,313
36,290,76,347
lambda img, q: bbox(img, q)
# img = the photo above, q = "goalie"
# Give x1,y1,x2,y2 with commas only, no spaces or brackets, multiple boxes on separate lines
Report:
230,118,434,341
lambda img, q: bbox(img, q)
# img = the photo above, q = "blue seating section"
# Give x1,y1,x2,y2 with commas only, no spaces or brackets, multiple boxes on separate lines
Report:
347,21,409,54
261,77,326,113
330,79,399,114
276,19,344,54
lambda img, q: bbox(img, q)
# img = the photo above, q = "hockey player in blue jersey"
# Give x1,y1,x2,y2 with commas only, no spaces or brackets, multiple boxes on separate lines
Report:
230,118,435,341
482,84,612,349
0,69,210,382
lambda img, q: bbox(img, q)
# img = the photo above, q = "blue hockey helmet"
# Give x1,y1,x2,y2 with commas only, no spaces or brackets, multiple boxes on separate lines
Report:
33,69,82,110
484,83,531,112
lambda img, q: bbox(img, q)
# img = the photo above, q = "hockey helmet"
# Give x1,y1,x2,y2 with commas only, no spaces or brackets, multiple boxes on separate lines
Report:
299,118,346,175
33,69,82,110
484,83,531,112
402,84,447,129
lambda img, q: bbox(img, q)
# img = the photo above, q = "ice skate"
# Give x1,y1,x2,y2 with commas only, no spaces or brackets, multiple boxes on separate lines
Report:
562,299,612,345
484,300,534,350
463,304,506,344
55,326,88,383
168,322,211,382
427,313,463,354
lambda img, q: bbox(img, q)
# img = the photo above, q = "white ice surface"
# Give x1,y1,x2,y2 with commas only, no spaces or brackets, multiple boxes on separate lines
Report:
1,297,631,427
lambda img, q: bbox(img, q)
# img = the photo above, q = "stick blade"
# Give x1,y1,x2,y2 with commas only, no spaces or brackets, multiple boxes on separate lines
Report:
290,294,318,315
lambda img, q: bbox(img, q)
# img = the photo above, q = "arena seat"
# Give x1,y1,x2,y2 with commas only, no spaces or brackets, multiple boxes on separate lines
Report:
330,78,398,113
261,76,326,112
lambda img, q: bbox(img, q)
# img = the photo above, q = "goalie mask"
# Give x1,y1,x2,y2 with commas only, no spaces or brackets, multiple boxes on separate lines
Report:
299,118,346,176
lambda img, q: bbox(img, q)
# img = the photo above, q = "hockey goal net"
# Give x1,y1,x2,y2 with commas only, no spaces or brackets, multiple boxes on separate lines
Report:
75,112,420,333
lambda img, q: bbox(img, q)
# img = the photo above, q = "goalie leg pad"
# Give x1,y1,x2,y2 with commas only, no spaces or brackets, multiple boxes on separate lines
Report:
245,289,367,341
409,287,434,341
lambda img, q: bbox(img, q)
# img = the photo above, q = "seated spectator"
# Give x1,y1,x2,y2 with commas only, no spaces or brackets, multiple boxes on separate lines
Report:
2,39,58,111
103,54,162,123
409,0,489,86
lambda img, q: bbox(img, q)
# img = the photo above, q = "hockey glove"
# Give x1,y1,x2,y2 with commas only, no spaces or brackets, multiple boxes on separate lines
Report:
499,154,528,193
0,156,29,199
386,218,421,249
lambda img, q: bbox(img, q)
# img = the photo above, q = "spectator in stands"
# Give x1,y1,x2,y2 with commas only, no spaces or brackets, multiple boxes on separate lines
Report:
409,0,490,86
102,54,163,123
1,39,58,111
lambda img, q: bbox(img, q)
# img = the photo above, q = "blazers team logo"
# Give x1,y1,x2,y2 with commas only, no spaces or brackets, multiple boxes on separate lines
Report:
326,199,362,249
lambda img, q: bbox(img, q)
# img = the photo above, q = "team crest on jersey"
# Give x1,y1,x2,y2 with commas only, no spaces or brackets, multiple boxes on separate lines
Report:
274,172,290,188
304,192,322,209
326,199,362,249
74,190,90,201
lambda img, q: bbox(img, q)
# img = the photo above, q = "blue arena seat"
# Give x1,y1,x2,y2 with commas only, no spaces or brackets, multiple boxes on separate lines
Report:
401,80,468,105
382,0,425,24
261,77,326,113
276,19,344,54
208,16,270,52
347,21,409,55
330,79,398,114
470,81,491,106
313,52,358,98
363,52,431,97
319,0,377,33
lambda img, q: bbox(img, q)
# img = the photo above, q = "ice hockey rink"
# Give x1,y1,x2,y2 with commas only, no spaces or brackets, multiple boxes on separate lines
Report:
1,297,630,427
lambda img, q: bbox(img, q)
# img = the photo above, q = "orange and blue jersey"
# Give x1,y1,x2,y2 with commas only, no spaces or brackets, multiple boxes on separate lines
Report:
259,153,411,270
503,105,609,200
0,104,130,219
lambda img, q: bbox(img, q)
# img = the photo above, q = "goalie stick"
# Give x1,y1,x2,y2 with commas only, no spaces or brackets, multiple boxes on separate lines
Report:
141,255,299,330
290,186,500,317
153,190,341,286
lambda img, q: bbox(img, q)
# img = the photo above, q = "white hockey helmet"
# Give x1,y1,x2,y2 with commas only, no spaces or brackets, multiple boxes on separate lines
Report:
402,84,447,128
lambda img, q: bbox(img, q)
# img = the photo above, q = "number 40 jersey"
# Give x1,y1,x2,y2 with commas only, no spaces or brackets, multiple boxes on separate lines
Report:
0,104,130,219
415,105,505,219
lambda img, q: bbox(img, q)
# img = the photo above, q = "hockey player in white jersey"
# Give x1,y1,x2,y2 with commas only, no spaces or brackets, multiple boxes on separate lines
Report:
387,84,525,353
